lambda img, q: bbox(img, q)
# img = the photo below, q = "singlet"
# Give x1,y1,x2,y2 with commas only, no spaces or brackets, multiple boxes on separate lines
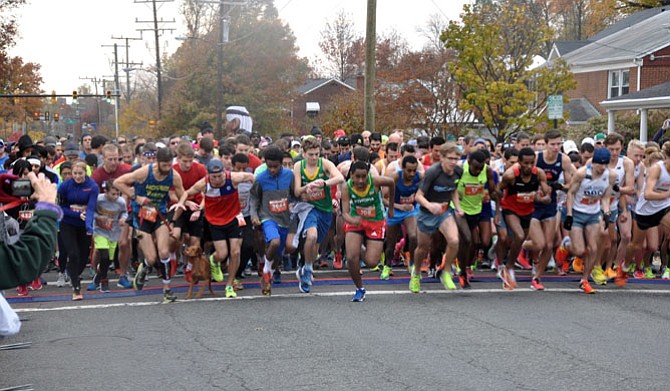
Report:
573,164,610,215
500,166,539,217
535,151,562,206
635,161,670,216
204,171,241,226
394,169,421,207
457,161,488,215
608,156,625,209
132,164,173,214
300,158,332,212
347,174,384,222
419,164,463,213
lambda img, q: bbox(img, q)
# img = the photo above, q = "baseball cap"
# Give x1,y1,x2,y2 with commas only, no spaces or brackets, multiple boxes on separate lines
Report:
592,147,611,164
563,140,578,154
207,159,224,174
581,137,595,147
291,140,301,148
64,142,80,156
0,138,4,147
594,133,606,141
334,129,346,138
474,138,487,146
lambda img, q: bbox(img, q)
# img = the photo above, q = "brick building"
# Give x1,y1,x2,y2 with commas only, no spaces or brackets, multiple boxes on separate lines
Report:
291,78,357,134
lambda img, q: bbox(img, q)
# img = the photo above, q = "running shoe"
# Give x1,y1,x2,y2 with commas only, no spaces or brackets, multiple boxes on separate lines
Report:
56,272,66,287
580,280,596,294
662,267,670,280
351,287,366,302
499,265,514,291
333,253,343,270
604,267,617,280
233,278,244,291
117,275,132,289
508,268,518,289
626,262,636,274
516,249,532,270
409,274,421,293
163,289,177,302
210,255,224,282
380,265,392,281
133,262,148,290
633,268,644,279
261,272,272,296
225,285,237,298
87,281,99,291
420,258,430,273
29,278,43,291
556,258,568,276
591,266,607,285
644,266,656,279
530,277,545,291
555,236,571,265
614,267,628,287
440,270,457,290
273,269,282,284
458,274,471,289
572,257,584,273
72,291,83,301
296,267,311,293
16,284,29,296
99,280,110,293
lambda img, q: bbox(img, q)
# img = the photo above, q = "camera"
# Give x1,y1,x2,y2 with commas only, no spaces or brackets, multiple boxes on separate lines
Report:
11,178,33,198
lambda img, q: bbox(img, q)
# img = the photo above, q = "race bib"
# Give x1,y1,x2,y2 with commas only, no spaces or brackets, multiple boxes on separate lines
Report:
239,196,249,210
139,206,157,223
18,210,33,221
399,194,415,204
98,218,114,230
464,184,483,196
516,192,535,204
307,187,326,201
355,206,376,218
483,189,491,203
581,196,599,205
236,213,247,227
269,198,289,213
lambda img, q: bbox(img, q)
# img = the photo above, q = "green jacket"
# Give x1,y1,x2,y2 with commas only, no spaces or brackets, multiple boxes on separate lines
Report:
0,208,59,290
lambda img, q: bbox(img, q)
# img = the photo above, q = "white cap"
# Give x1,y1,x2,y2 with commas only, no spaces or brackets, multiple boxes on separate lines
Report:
563,140,578,154
581,137,595,147
291,140,301,148
155,141,166,149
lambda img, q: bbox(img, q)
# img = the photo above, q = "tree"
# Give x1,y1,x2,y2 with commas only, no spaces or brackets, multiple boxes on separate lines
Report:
318,10,364,81
443,0,576,141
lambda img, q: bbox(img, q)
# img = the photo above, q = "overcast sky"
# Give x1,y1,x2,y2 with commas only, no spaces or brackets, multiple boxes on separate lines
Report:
9,0,470,95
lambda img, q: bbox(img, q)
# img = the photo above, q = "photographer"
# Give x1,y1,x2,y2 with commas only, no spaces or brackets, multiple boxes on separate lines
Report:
0,172,62,290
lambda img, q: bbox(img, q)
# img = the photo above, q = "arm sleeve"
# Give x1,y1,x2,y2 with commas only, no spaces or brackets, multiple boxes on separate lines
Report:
0,210,59,290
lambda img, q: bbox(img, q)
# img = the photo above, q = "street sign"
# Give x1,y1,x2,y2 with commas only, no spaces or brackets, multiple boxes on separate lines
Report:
548,95,563,120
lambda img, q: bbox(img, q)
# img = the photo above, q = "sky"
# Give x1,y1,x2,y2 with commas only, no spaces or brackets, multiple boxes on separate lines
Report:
9,0,471,96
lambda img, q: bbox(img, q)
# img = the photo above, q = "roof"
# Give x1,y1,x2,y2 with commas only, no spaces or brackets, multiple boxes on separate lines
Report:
565,98,601,124
561,7,670,69
296,78,356,95
553,41,591,56
591,7,669,41
600,80,670,110
606,80,670,101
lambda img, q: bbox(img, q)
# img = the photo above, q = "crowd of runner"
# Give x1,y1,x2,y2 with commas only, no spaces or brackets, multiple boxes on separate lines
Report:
2,124,669,302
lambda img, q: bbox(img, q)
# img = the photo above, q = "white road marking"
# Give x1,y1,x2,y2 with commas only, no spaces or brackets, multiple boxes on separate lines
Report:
13,288,670,313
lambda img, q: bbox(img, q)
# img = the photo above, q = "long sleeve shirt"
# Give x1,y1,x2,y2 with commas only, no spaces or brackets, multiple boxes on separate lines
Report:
58,177,99,233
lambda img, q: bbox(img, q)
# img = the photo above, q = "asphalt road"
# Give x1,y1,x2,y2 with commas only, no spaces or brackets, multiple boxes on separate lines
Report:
3,270,670,391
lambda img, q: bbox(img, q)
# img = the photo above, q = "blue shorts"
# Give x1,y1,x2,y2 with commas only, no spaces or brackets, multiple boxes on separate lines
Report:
480,202,493,222
303,208,333,244
262,219,288,255
532,204,558,221
572,210,601,229
387,205,419,227
608,208,620,224
417,208,454,234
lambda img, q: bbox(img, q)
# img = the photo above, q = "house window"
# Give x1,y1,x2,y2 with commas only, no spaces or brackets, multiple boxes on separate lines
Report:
609,69,630,98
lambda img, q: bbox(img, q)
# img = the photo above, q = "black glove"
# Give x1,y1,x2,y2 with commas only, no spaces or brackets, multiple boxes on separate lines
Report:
550,182,564,192
613,184,620,193
603,212,611,229
563,215,573,231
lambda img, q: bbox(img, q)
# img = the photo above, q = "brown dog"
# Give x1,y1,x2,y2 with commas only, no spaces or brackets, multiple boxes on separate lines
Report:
184,245,215,299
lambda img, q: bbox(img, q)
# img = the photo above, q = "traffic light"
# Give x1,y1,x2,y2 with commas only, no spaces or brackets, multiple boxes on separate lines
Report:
51,90,57,104
149,120,156,129
44,111,50,121
33,111,39,121
54,113,60,122
72,90,78,102
106,90,112,101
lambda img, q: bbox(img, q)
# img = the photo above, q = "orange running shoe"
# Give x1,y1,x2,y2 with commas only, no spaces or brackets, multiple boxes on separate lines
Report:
420,258,430,273
555,236,571,265
580,280,596,294
573,257,584,273
604,267,617,279
333,253,343,270
614,267,628,287
516,249,532,270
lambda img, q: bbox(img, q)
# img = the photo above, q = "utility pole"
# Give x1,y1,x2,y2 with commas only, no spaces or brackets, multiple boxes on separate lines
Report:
111,35,143,106
135,0,175,120
79,76,103,131
364,0,377,134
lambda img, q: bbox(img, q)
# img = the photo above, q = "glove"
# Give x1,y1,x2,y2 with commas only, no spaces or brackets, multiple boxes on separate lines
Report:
550,182,564,192
603,212,611,229
613,184,620,193
563,215,573,231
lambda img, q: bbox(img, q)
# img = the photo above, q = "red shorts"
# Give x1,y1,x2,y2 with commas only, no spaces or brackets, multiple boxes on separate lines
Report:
344,219,386,241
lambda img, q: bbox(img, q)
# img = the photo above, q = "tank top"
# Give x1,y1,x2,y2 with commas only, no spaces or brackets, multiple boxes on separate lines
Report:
573,164,610,214
132,164,173,214
535,151,562,206
457,161,488,215
608,156,625,209
347,174,384,222
635,161,670,216
300,158,332,212
204,171,241,226
500,166,539,216
394,169,421,207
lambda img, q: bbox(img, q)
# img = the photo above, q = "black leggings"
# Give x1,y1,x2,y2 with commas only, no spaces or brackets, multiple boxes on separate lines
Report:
57,232,68,273
60,223,92,291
